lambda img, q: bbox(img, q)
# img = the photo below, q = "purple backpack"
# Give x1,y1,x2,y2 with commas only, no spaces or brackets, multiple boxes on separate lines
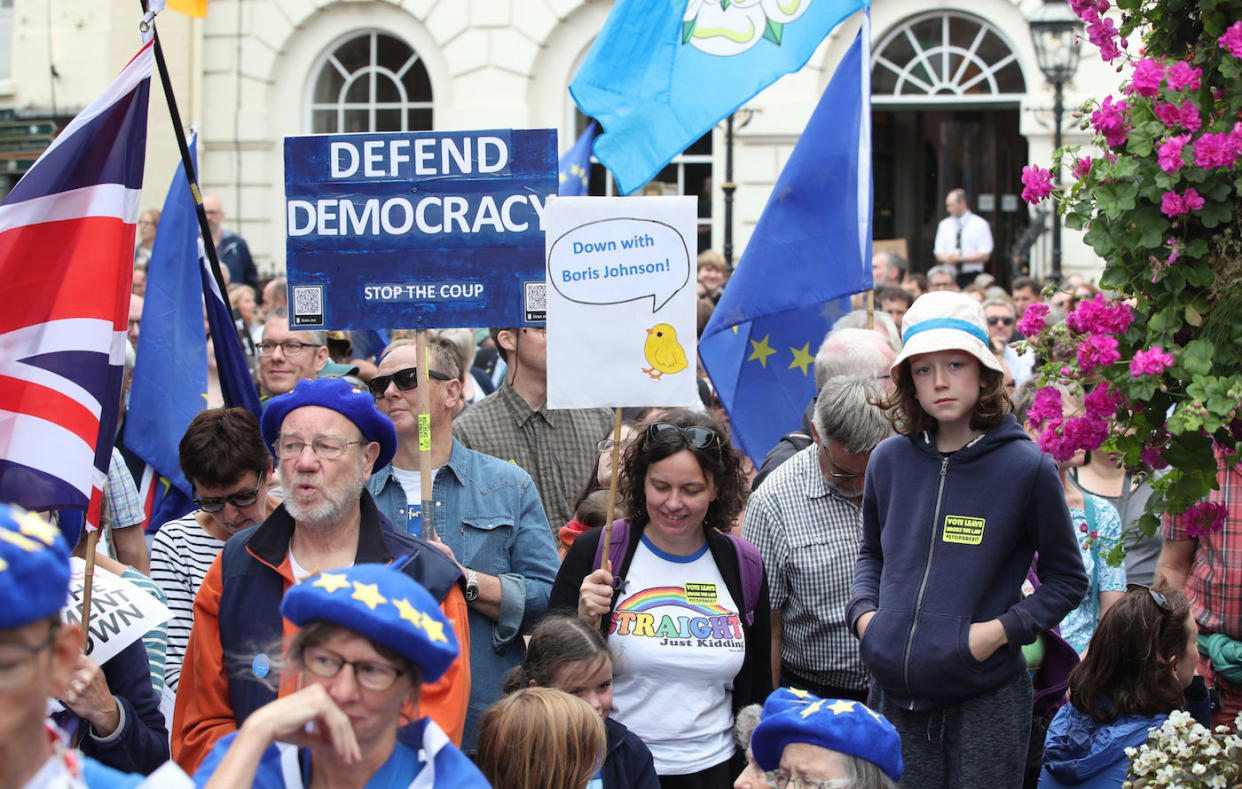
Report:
592,519,764,626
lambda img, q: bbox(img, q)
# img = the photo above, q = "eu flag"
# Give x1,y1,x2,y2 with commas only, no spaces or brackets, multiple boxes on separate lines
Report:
699,17,872,465
558,121,597,197
201,241,261,416
124,137,208,501
572,0,868,195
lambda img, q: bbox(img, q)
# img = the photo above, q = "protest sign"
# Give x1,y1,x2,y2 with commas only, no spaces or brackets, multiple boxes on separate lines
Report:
284,129,557,330
63,557,172,665
545,196,697,408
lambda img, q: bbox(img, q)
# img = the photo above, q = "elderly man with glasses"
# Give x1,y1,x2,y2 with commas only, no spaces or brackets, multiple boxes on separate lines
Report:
171,377,472,773
743,376,893,703
366,336,559,753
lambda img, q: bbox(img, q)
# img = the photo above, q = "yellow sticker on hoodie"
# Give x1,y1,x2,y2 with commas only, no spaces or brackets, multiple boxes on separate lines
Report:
942,515,985,545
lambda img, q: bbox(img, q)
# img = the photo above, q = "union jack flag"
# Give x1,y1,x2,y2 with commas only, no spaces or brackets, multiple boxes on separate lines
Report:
0,40,154,531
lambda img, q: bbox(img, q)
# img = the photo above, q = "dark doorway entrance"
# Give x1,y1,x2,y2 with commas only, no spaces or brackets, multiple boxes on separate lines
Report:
873,107,1028,287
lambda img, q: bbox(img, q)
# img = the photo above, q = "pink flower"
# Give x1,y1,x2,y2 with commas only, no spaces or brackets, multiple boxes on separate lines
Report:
1072,157,1092,180
1130,346,1175,376
1128,58,1165,97
1027,387,1063,431
1219,21,1242,57
1084,382,1123,419
1168,238,1180,265
1141,445,1168,469
1161,190,1186,217
1063,416,1109,453
1018,303,1051,337
1066,294,1135,335
1077,334,1121,375
1021,164,1054,204
1088,15,1123,62
1155,101,1202,132
1154,102,1181,127
1184,501,1227,538
1179,100,1202,132
1228,122,1242,157
1193,132,1237,169
1183,187,1205,211
1166,61,1202,92
1091,96,1128,147
1157,134,1191,173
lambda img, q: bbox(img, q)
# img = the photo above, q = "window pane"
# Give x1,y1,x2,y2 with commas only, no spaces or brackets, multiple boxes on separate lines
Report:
344,109,370,133
313,63,345,103
402,60,433,102
334,34,372,75
345,76,370,104
684,130,712,156
376,34,413,72
407,108,433,131
375,109,402,132
376,73,402,104
312,109,337,134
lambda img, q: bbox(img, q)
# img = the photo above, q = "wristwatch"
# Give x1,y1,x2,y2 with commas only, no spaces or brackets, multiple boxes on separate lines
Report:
464,569,479,602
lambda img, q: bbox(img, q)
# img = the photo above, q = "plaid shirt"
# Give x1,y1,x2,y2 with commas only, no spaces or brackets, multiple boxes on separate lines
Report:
452,381,612,536
1163,456,1242,638
105,446,145,529
743,445,868,691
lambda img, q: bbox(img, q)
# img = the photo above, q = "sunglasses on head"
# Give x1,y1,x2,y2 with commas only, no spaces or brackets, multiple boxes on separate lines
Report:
366,367,453,397
987,316,1014,326
1128,583,1172,612
194,476,265,513
646,422,721,449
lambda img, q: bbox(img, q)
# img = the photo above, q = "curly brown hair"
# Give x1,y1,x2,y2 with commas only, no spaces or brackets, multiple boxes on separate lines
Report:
619,409,747,533
1068,586,1192,723
882,357,1010,438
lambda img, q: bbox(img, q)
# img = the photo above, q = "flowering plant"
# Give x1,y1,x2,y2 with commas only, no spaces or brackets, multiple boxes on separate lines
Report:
1020,0,1242,551
1123,710,1242,788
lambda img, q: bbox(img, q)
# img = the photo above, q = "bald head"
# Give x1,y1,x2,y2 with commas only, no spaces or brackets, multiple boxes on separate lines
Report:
203,195,224,238
814,328,898,391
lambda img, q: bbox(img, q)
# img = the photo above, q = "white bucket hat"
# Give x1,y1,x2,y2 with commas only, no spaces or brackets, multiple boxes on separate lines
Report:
891,291,1004,374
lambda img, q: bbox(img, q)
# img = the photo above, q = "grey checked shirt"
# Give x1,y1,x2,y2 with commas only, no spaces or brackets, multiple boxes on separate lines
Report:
452,381,613,537
743,444,868,691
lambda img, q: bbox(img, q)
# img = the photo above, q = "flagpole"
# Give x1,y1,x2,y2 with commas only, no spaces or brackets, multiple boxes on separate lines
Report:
416,326,436,542
140,1,253,354
593,407,624,628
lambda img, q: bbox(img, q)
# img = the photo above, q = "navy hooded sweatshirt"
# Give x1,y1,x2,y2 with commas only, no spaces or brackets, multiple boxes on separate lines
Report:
847,414,1087,711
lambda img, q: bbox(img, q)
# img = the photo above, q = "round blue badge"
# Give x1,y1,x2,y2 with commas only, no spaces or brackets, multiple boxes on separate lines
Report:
252,653,271,679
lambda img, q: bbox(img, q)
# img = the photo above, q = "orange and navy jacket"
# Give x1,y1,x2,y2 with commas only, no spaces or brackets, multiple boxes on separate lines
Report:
171,492,471,773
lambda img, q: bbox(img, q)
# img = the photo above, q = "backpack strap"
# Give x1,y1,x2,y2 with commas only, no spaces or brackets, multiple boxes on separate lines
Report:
726,534,764,627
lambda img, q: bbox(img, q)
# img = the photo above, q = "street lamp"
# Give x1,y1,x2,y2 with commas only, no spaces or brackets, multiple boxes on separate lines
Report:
1028,0,1083,284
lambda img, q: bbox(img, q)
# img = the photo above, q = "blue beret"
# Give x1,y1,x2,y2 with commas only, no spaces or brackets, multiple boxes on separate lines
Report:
261,377,396,472
762,687,824,719
751,691,903,782
0,503,71,629
281,561,459,683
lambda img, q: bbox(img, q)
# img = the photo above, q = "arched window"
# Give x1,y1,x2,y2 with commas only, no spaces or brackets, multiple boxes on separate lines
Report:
872,12,1026,103
308,31,432,133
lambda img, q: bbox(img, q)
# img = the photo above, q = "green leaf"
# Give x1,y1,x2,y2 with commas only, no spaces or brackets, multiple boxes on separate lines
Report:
1182,339,1215,376
762,19,783,45
1095,182,1138,219
1149,307,1181,334
1200,198,1232,228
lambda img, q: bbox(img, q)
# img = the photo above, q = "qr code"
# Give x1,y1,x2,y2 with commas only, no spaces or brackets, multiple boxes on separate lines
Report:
524,281,546,323
291,285,324,326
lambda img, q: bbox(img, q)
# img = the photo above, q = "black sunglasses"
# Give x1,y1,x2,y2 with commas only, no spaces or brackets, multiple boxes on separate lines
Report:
194,476,265,513
367,367,453,397
987,316,1015,326
646,422,722,449
1128,583,1172,612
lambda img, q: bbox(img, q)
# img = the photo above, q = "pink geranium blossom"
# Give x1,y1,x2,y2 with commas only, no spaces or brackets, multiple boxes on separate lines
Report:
1228,122,1242,157
1179,100,1202,132
1091,96,1128,147
1077,334,1121,375
1018,303,1051,337
1130,346,1175,376
1128,58,1165,97
1161,188,1202,217
1157,134,1191,173
1183,187,1205,211
1027,387,1064,431
1067,294,1134,335
1154,101,1202,132
1221,21,1242,57
1184,501,1227,538
1154,102,1181,127
1087,15,1123,62
1021,164,1054,204
1193,132,1237,169
1166,61,1202,91
1072,157,1092,180
1084,382,1123,419
1039,417,1108,462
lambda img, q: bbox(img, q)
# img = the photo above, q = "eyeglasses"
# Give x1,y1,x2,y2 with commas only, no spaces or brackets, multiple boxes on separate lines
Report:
818,442,865,481
987,316,1015,326
0,625,58,691
194,476,265,513
597,437,634,453
764,771,851,789
301,645,405,691
275,435,365,461
1129,583,1173,612
366,367,454,397
257,341,322,357
646,422,721,449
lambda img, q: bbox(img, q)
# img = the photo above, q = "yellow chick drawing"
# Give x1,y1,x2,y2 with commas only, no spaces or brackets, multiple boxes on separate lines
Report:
642,323,688,380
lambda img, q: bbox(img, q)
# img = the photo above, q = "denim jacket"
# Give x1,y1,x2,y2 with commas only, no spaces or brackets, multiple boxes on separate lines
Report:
368,438,559,749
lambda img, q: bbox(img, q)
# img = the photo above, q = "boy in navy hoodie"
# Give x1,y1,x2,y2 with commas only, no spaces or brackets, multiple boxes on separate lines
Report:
846,291,1087,788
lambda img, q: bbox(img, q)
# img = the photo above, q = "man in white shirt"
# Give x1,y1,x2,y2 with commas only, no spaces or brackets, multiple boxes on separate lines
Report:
933,188,993,283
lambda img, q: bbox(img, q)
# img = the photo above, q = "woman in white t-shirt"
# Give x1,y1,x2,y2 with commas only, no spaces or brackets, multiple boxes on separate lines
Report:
550,410,771,789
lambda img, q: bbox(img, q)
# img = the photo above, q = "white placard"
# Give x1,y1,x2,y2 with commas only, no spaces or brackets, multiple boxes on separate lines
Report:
63,557,173,665
546,196,698,409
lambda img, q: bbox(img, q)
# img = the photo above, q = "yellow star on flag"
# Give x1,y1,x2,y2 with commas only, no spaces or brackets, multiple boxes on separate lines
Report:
787,688,813,699
0,529,39,553
748,334,776,368
391,598,423,629
312,572,350,594
827,700,856,715
420,614,448,643
788,342,814,375
800,698,826,718
351,581,388,610
15,512,59,545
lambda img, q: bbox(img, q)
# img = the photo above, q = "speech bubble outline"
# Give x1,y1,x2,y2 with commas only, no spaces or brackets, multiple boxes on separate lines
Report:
548,217,690,312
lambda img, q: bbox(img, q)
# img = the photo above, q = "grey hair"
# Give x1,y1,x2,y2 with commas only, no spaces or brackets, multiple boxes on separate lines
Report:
431,328,478,371
826,308,902,353
981,297,1016,318
927,263,958,281
379,337,464,381
813,376,892,454
733,704,763,750
123,339,136,378
814,328,896,390
264,307,327,346
840,753,900,789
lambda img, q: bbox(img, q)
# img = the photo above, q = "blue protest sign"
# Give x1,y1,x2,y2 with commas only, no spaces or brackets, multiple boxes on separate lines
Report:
283,129,556,329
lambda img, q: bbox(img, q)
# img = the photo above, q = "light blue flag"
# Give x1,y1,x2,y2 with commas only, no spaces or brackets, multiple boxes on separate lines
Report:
572,0,869,195
699,16,872,465
558,120,597,197
125,137,208,498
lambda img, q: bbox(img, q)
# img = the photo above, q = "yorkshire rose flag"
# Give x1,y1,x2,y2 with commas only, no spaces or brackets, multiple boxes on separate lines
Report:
0,40,154,531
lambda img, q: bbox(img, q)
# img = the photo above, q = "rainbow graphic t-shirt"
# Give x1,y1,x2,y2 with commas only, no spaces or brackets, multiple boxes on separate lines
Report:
608,536,745,775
